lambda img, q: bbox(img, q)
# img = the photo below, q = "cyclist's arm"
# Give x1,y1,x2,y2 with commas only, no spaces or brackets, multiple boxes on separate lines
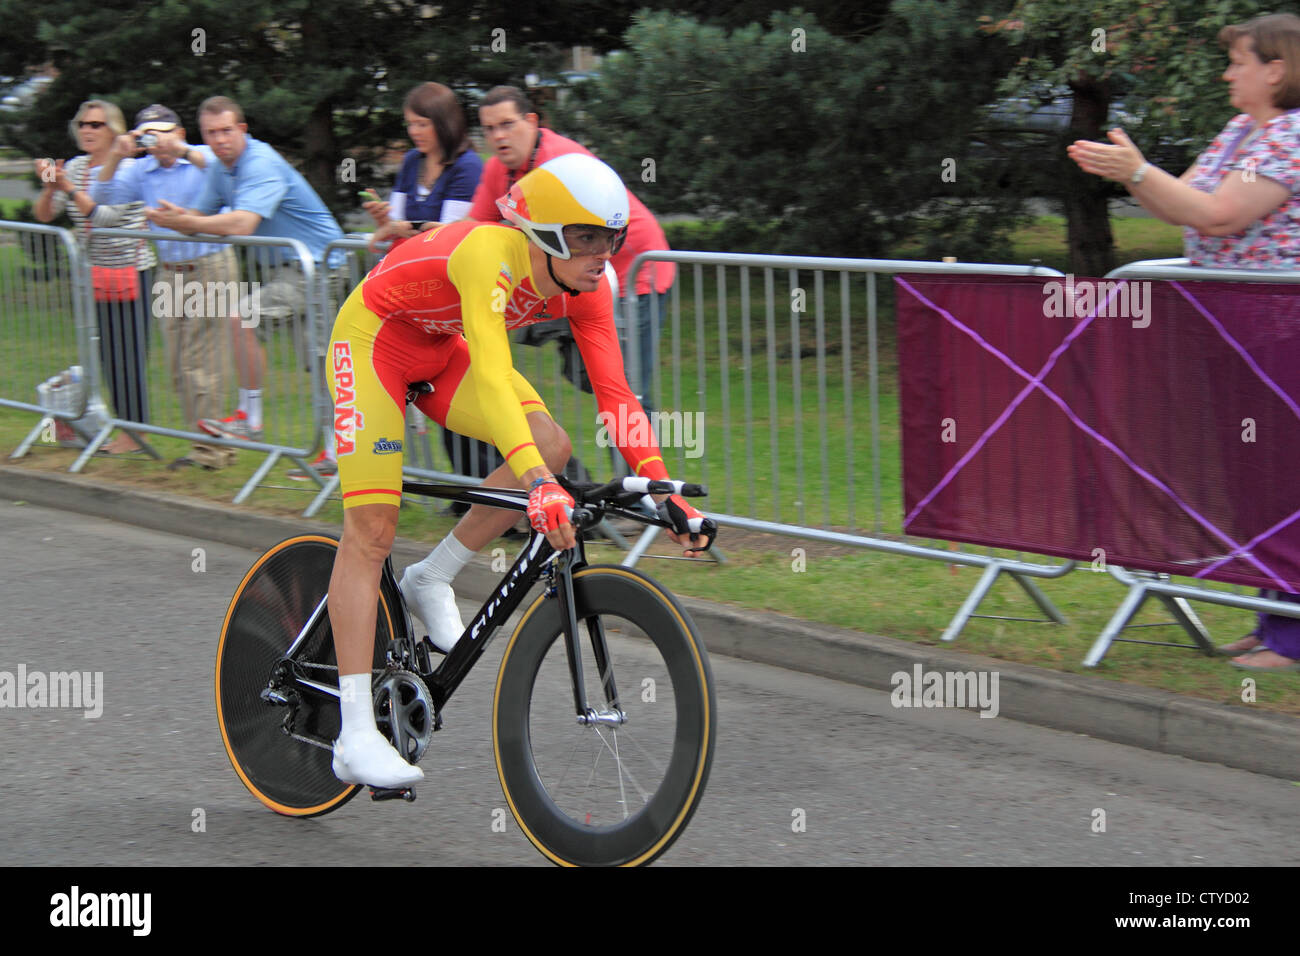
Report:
569,288,715,554
567,287,670,483
448,236,548,480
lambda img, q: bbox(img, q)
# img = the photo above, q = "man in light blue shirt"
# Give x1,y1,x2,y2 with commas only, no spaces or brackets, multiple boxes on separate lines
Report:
94,103,240,470
147,96,344,454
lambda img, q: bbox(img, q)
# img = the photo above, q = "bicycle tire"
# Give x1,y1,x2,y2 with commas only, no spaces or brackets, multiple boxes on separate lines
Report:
215,534,398,817
493,565,716,866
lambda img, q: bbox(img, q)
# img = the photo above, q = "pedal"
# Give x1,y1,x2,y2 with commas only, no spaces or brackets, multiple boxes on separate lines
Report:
413,636,440,675
368,786,416,803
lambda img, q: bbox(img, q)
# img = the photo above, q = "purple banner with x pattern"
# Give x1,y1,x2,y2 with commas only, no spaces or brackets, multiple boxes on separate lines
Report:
897,273,1300,592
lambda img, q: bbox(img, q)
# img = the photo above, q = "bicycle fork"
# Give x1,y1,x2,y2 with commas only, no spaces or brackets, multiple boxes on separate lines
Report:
553,548,626,728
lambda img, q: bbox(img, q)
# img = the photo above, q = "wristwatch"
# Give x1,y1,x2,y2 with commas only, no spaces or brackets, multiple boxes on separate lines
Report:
409,220,428,232
1131,162,1150,185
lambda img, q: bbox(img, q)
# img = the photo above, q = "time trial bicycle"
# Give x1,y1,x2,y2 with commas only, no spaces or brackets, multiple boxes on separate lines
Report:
215,474,717,866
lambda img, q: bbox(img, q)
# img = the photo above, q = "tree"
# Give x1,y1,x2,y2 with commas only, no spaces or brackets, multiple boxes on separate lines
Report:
984,0,1267,274
0,0,643,212
562,3,1027,260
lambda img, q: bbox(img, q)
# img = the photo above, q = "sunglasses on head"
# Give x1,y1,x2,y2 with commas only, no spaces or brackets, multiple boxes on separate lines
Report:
77,120,108,129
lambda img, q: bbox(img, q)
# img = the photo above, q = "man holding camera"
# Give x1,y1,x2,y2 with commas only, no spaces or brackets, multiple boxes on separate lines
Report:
93,103,238,470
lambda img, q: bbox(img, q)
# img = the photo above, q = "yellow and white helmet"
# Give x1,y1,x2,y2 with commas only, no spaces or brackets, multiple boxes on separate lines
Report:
496,153,630,260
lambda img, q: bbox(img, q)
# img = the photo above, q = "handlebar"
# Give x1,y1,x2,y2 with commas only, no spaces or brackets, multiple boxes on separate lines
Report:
561,475,714,550
561,475,708,504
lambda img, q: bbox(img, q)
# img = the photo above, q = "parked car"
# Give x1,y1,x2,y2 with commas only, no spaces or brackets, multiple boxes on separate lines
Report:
0,75,53,112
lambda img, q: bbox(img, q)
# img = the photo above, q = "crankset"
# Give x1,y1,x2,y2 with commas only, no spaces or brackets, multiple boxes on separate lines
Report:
373,666,437,766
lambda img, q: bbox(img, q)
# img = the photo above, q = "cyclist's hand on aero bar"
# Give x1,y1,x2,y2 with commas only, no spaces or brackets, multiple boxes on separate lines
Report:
528,476,577,551
658,494,717,557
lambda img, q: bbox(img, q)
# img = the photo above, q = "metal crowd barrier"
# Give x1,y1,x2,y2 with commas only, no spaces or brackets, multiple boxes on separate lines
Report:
0,222,336,501
0,222,90,438
1078,258,1300,665
24,222,1291,663
613,250,1079,638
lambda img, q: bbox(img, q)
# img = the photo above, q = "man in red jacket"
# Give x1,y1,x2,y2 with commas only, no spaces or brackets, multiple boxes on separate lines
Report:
471,86,675,413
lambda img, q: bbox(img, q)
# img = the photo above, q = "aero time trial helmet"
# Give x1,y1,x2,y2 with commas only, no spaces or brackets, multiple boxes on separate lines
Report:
496,153,630,260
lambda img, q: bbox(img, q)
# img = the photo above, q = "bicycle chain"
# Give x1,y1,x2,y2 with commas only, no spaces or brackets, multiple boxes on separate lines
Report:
296,660,338,673
286,728,333,752
277,663,412,754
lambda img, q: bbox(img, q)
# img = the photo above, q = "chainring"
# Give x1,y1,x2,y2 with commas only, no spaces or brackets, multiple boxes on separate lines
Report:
373,667,436,765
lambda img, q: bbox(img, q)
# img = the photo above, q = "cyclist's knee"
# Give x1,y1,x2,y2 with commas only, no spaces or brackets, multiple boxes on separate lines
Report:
341,504,398,562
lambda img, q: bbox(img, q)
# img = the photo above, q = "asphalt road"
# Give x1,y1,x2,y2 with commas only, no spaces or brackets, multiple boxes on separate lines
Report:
1,501,1295,866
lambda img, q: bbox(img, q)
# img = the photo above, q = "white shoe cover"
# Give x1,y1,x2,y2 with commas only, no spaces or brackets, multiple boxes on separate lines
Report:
332,729,425,788
399,568,464,653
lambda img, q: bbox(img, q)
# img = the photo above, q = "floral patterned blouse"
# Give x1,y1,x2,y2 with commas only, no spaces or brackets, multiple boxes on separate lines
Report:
1183,110,1300,269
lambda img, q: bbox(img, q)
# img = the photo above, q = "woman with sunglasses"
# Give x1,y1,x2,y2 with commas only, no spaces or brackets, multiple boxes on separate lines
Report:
35,99,157,454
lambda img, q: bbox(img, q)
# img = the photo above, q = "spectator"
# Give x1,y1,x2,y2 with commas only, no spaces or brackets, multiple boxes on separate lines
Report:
92,103,238,471
470,86,676,416
364,82,483,245
34,99,157,454
1068,12,1300,671
357,81,497,489
146,96,344,464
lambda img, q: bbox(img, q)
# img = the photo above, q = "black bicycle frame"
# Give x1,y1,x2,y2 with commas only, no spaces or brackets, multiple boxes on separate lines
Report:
270,479,626,735
382,480,605,718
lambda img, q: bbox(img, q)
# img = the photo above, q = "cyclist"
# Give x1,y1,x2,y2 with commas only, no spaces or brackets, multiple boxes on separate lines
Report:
327,153,716,789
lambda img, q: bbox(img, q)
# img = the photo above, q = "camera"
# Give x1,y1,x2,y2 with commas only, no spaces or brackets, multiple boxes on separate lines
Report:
138,132,159,148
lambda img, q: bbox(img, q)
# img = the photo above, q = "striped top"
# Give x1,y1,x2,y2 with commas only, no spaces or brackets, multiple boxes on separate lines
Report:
51,155,157,270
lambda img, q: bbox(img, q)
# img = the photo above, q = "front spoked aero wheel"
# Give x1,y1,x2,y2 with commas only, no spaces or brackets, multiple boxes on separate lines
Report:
493,565,716,866
215,534,397,817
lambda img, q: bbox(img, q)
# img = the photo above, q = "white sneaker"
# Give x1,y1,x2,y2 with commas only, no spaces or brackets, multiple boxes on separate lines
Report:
332,728,425,788
399,568,464,653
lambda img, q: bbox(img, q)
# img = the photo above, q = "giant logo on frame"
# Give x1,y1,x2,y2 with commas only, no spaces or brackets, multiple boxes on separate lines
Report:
332,341,364,455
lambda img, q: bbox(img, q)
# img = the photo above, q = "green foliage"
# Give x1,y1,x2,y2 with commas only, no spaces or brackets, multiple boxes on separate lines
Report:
978,0,1273,272
990,0,1265,146
563,3,1028,259
0,0,640,214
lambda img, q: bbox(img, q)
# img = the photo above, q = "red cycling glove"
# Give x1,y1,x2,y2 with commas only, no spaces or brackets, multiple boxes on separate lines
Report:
528,478,574,535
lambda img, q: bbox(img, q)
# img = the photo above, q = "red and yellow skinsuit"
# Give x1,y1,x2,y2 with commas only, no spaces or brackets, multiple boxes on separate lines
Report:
329,219,669,507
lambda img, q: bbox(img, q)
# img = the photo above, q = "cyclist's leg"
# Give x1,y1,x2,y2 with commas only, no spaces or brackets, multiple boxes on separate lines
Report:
326,289,424,787
398,347,571,640
414,343,573,549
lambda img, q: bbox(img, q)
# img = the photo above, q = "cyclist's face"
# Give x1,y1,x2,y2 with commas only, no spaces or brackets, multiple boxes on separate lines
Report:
551,235,615,292
479,102,538,170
